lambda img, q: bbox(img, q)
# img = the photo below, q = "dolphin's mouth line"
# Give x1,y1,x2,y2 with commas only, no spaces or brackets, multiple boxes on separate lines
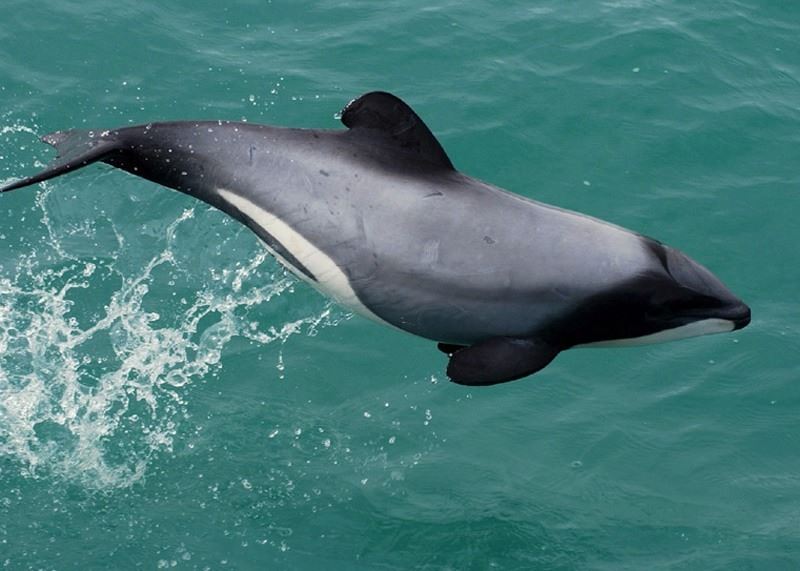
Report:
669,303,751,331
731,310,751,330
710,302,751,330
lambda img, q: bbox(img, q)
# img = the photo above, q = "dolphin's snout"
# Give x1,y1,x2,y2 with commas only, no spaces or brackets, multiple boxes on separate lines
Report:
729,302,751,330
664,246,750,329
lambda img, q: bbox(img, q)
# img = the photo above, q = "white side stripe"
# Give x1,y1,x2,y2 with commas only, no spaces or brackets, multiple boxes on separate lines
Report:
217,188,388,325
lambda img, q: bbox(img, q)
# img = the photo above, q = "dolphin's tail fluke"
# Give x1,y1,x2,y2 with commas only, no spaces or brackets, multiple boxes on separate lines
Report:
1,129,118,193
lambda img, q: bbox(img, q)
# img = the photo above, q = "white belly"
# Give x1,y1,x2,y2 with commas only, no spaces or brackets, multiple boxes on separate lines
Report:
579,318,735,348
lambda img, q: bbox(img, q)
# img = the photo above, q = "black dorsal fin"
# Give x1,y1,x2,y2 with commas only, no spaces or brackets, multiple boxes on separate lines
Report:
340,91,454,170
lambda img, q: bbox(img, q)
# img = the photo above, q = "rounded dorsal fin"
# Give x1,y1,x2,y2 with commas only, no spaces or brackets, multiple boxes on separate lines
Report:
340,91,454,170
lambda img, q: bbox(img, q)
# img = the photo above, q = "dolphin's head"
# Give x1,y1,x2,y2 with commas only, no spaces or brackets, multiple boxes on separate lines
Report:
566,241,750,347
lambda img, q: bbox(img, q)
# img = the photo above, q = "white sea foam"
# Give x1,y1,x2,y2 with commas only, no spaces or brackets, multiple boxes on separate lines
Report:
0,124,37,136
0,180,345,489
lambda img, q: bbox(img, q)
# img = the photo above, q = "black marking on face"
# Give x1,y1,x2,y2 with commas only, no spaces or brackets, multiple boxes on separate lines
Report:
545,272,686,347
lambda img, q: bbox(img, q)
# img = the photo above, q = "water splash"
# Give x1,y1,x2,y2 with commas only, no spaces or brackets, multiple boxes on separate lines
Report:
0,175,345,489
0,124,38,137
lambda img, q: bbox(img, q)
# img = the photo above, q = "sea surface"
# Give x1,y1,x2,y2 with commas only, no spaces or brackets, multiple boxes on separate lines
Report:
0,1,798,569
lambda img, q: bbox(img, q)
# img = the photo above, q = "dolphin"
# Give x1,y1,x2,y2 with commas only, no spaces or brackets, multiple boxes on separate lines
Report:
0,91,750,385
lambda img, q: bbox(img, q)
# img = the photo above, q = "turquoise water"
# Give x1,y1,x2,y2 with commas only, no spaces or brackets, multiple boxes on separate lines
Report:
1,1,798,569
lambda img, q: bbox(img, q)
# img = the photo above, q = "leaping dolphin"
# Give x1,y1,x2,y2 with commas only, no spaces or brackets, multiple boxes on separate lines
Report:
0,91,750,385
